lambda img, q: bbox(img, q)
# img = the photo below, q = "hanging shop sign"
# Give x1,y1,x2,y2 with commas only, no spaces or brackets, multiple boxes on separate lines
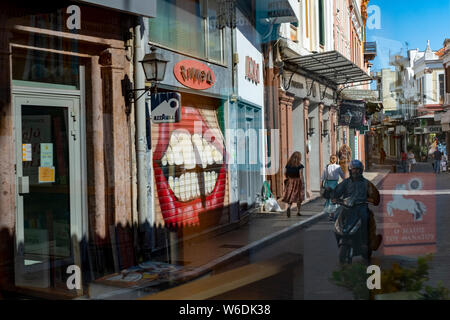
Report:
357,125,369,134
338,100,366,128
427,125,442,133
149,92,181,123
413,126,442,134
173,60,215,90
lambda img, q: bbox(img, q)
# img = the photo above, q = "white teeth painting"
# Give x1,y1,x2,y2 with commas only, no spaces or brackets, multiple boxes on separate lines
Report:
161,130,223,202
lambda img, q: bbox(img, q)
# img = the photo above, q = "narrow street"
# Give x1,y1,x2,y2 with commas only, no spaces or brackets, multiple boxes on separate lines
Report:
209,164,450,300
303,163,450,299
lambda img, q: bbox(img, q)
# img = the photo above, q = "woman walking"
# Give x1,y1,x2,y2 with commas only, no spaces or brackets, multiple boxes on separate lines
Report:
321,155,345,220
282,151,305,218
338,145,352,178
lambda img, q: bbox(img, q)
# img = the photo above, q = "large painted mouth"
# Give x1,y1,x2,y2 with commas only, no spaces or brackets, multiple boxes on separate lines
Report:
153,107,226,227
160,132,223,201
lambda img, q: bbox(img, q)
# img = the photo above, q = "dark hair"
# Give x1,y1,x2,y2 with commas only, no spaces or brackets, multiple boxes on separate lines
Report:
287,151,302,167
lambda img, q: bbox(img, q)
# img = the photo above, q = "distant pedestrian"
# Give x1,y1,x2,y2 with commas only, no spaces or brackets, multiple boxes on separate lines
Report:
407,148,416,173
434,149,442,174
282,151,305,218
380,147,386,164
338,145,352,178
441,153,447,172
321,155,345,220
400,150,407,173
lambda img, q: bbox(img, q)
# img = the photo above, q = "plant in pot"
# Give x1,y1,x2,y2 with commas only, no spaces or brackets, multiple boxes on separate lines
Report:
331,255,449,300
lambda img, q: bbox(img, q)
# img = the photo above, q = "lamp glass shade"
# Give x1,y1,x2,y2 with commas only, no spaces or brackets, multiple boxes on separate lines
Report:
142,60,157,81
155,60,168,82
140,49,169,82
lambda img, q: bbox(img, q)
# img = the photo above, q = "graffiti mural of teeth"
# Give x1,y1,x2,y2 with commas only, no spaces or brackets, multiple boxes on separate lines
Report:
153,106,227,227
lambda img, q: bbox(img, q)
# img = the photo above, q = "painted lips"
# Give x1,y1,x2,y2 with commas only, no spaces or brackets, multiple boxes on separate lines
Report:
153,107,226,227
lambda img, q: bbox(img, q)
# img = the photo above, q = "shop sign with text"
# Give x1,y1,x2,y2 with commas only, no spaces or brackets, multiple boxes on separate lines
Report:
245,56,260,84
173,60,215,90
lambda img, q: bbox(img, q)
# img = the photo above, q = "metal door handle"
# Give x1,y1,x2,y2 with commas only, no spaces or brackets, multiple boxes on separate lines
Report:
18,176,29,194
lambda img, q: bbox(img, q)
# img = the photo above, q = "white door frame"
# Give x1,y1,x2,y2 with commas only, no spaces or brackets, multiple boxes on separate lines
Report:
12,84,87,290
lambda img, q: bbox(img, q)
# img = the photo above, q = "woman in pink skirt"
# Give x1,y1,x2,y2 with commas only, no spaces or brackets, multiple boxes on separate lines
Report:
282,151,305,217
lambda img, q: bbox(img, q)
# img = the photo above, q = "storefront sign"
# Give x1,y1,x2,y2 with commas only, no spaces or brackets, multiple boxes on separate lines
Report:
245,56,260,84
338,100,366,128
173,60,215,90
380,174,436,255
236,29,264,106
149,92,181,123
427,125,442,133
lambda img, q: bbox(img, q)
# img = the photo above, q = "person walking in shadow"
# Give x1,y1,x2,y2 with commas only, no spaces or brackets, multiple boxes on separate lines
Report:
282,151,305,218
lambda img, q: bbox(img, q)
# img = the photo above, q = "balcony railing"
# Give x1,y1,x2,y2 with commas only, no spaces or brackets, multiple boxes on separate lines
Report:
364,42,377,60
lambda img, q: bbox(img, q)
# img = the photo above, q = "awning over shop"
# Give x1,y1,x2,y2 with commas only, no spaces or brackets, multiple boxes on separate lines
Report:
284,51,373,87
416,114,434,119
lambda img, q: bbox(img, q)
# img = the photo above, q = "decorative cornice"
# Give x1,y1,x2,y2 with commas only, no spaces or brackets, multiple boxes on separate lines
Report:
278,89,295,105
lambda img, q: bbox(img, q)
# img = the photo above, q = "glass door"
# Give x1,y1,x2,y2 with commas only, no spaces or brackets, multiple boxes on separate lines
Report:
14,93,83,296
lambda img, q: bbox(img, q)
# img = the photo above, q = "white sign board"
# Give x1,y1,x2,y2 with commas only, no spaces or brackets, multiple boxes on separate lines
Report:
236,29,264,107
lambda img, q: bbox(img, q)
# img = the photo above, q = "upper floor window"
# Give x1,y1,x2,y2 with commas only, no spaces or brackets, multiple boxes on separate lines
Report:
318,0,325,46
446,67,450,93
148,0,225,63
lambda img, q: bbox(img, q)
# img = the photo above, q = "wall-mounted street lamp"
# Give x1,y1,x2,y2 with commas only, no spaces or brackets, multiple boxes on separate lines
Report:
126,46,169,107
322,128,329,138
141,47,169,84
307,127,315,137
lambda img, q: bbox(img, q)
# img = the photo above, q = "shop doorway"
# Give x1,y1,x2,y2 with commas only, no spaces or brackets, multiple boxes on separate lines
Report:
237,104,263,210
13,90,84,296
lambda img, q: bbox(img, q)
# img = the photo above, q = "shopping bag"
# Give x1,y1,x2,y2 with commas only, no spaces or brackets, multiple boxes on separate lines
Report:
324,202,339,214
264,197,283,212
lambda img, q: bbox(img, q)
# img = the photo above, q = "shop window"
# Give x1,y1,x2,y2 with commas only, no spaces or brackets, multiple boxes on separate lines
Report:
148,0,225,63
12,48,80,90
446,68,450,93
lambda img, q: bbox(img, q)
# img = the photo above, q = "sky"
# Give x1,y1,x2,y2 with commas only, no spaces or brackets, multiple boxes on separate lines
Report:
367,0,450,73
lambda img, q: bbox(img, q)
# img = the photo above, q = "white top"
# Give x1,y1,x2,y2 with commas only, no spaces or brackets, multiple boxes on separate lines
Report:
321,164,345,182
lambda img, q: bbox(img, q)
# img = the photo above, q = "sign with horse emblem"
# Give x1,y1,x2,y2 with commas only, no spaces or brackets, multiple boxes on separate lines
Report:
378,173,436,255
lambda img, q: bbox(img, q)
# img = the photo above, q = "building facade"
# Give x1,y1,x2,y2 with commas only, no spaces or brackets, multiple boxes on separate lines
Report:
0,1,157,298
